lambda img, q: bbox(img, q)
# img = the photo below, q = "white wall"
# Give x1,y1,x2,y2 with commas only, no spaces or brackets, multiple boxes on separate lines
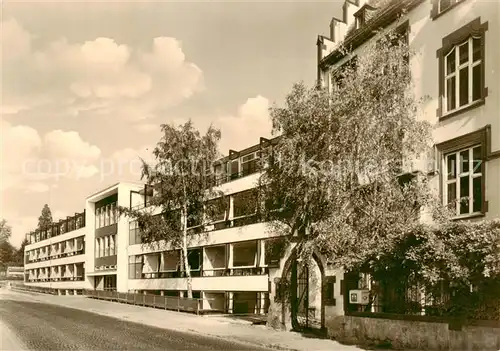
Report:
25,228,86,251
24,254,86,270
320,1,500,220
128,275,268,292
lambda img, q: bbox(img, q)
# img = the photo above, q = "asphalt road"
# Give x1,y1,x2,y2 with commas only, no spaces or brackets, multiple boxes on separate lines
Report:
0,292,272,351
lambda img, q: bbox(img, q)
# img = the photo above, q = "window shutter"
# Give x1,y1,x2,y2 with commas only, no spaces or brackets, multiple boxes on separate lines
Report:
323,276,336,306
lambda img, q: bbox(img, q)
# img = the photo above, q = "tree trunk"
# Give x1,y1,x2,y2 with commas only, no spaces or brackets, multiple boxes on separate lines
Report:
181,207,193,299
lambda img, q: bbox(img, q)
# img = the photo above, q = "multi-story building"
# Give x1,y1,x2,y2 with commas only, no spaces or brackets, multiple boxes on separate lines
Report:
317,0,500,221
24,140,285,315
24,211,86,295
263,0,500,341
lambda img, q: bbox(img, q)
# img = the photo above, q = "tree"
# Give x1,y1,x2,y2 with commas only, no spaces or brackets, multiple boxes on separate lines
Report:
38,204,53,230
118,120,222,298
0,219,12,244
0,240,15,271
260,28,434,268
13,238,29,266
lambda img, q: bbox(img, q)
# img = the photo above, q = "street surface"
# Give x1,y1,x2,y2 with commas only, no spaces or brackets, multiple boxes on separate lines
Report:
0,288,272,351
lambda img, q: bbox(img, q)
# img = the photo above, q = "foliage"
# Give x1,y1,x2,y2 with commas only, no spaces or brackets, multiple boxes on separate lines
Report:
260,25,500,320
260,28,432,262
118,120,222,298
38,204,53,231
0,241,15,270
0,219,12,244
13,238,29,267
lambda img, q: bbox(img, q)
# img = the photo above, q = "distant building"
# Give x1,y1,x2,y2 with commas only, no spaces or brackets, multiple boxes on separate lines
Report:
6,266,24,280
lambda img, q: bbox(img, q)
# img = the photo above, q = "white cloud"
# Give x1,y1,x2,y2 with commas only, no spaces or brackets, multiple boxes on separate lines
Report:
108,146,155,182
6,215,38,248
3,20,203,120
44,130,101,160
0,18,31,61
135,123,159,133
215,95,273,152
0,121,102,193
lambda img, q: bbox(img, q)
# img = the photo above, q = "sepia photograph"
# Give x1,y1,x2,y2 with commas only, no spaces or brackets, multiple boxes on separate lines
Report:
1,0,499,350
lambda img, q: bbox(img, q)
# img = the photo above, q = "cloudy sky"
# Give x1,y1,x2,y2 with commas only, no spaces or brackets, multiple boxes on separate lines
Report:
1,0,342,247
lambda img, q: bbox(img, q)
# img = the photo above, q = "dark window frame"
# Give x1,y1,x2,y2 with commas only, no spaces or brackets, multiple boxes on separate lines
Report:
436,18,488,121
436,125,490,218
430,0,466,20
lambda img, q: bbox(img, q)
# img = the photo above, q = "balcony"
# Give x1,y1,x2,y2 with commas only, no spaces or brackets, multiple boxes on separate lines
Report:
27,237,85,263
27,210,86,245
128,273,269,292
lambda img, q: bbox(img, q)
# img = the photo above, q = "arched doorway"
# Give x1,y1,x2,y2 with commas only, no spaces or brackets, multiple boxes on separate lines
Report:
285,253,324,331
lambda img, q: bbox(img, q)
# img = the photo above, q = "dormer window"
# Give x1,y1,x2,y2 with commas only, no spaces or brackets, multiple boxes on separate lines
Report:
431,0,466,19
439,0,462,13
354,4,377,30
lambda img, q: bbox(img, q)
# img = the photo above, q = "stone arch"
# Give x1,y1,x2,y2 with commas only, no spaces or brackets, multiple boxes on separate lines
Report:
280,246,327,331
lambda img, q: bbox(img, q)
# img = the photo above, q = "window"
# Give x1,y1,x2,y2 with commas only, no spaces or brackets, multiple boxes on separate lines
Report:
95,238,100,258
187,249,201,271
233,190,258,218
431,0,466,19
187,204,202,228
439,0,462,14
232,241,258,267
110,203,116,225
228,159,239,180
444,37,482,113
241,152,259,176
206,197,229,222
260,147,272,169
99,238,104,257
437,18,488,119
129,220,142,245
110,235,116,256
437,126,489,217
444,145,483,216
104,205,110,227
264,237,286,267
100,206,105,227
128,255,143,279
104,236,109,256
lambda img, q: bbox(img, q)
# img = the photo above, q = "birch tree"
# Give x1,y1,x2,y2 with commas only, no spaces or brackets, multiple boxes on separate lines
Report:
119,120,222,298
260,28,435,269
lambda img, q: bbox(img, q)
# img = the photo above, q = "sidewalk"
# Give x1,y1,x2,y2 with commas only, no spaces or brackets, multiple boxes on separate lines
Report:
7,289,362,351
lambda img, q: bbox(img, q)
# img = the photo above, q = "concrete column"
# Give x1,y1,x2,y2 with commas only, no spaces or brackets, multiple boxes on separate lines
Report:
259,292,266,314
74,289,78,295
179,291,184,298
228,244,234,269
160,291,164,296
228,195,234,219
201,291,206,310
228,292,233,314
258,240,265,267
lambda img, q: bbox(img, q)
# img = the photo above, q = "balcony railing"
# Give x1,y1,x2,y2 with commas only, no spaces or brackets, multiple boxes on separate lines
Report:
26,276,85,283
84,289,203,314
27,245,85,263
202,267,269,277
186,213,260,236
130,166,263,211
27,210,86,244
136,267,268,279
